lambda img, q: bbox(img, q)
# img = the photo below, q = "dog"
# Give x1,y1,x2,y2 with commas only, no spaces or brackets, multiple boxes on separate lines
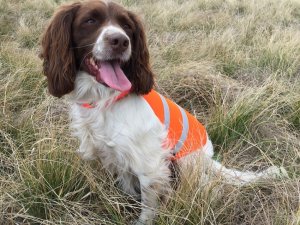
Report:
40,1,286,224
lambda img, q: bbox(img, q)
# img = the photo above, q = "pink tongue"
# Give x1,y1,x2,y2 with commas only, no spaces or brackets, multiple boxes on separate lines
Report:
97,61,132,92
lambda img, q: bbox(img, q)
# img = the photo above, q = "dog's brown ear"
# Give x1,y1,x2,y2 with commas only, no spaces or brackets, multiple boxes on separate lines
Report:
123,12,154,95
40,3,81,98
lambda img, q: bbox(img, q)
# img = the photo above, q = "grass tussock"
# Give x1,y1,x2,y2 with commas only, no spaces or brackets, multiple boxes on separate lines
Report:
1,0,300,224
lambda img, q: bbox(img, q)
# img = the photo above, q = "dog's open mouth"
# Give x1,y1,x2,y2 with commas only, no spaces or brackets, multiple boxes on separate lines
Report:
85,57,132,92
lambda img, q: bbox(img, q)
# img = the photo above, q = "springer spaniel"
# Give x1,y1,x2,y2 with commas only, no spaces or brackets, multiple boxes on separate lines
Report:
40,1,285,224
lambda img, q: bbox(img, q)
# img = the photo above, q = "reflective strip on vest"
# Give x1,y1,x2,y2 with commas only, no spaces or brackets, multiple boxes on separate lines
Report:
158,93,170,131
143,90,207,159
173,106,189,154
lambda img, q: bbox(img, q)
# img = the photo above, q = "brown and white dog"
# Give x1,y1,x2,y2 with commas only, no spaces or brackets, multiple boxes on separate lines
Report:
40,1,285,224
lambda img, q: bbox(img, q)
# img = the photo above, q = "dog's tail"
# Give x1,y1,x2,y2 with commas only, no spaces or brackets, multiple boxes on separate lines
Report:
207,159,287,185
201,140,288,185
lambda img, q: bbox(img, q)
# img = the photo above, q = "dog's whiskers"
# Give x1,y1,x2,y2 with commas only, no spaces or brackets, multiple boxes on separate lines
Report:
72,42,97,49
79,51,94,68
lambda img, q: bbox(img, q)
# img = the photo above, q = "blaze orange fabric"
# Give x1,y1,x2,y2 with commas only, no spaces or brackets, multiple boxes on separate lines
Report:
80,103,95,109
143,90,207,160
80,89,207,159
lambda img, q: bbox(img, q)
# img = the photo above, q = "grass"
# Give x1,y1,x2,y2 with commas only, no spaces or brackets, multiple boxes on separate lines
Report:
1,0,300,224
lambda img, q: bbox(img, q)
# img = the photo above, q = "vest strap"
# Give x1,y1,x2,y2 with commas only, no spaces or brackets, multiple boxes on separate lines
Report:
78,90,131,109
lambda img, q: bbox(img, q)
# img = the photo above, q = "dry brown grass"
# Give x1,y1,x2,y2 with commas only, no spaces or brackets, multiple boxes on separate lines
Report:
0,0,299,224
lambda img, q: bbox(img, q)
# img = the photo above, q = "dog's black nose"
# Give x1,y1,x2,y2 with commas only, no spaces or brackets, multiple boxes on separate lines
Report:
107,33,129,53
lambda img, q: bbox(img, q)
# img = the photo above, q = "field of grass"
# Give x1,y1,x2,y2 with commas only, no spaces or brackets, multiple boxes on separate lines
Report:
1,0,300,224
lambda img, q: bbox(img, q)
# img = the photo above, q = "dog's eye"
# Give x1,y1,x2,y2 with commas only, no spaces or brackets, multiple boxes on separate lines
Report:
123,24,131,30
85,18,96,24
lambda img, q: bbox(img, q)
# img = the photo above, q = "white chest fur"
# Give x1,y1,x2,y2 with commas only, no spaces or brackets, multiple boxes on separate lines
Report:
70,82,170,178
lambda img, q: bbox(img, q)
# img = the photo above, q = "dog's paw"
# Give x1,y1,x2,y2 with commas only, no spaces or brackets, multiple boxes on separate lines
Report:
132,219,153,225
263,166,289,179
76,148,97,160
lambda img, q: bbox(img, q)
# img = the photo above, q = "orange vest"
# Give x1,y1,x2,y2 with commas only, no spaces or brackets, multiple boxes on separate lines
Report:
143,90,207,160
79,89,207,160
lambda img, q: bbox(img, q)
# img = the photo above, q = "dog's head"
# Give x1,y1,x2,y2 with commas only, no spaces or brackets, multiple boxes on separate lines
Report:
40,0,154,97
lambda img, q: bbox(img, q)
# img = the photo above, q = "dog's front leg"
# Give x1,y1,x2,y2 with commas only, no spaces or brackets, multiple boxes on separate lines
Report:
135,176,159,225
70,110,98,161
77,133,97,160
134,168,170,225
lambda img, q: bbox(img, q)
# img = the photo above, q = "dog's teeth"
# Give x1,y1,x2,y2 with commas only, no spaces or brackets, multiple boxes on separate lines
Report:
90,58,96,67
